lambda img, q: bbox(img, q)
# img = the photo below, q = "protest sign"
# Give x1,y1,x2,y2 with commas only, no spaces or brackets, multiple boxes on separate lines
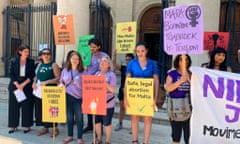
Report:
53,14,75,45
126,78,154,116
116,21,136,54
204,32,229,51
42,86,66,123
77,35,94,66
190,67,240,144
82,76,107,115
163,4,203,54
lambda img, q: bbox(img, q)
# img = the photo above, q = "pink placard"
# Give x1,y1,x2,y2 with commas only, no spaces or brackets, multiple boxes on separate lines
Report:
163,4,204,55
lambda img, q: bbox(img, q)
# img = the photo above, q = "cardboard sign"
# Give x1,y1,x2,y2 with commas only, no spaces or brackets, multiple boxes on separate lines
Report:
42,86,66,123
82,76,107,115
126,78,154,116
116,21,136,54
204,32,229,50
53,14,75,45
77,35,94,66
163,4,203,54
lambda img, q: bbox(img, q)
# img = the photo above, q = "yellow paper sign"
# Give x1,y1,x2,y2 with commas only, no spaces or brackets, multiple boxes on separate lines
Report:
42,86,66,123
126,78,154,116
116,21,136,54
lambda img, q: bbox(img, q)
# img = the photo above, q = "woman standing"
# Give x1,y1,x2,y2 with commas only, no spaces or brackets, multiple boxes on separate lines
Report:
32,48,61,137
94,56,117,144
8,44,35,133
205,47,232,72
60,51,85,144
125,42,159,144
165,54,192,144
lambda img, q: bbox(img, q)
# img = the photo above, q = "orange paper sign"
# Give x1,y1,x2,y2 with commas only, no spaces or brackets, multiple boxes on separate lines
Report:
204,32,229,50
53,15,75,45
82,76,106,115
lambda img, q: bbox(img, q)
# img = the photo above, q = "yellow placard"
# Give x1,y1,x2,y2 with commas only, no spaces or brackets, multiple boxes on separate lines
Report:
42,86,66,123
116,21,136,54
126,78,154,116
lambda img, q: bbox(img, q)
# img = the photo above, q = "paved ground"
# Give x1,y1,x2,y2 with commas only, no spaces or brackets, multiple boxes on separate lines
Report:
0,77,183,144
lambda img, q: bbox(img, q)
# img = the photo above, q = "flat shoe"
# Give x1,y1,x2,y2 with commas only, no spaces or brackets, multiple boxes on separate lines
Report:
23,128,31,133
8,128,17,134
50,128,59,137
62,137,73,144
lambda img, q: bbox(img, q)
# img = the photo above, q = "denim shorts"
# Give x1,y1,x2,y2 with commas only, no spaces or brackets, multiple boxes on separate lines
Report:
95,108,114,126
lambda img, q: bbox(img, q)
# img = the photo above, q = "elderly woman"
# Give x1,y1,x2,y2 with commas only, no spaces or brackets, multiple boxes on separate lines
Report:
94,56,117,144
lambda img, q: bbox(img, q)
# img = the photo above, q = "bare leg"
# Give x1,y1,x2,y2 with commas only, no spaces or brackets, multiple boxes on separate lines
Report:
105,125,112,143
131,115,139,142
143,116,152,144
95,123,102,142
119,100,125,123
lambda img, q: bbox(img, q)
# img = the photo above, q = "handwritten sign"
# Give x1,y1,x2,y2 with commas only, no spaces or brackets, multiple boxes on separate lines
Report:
204,32,229,51
163,4,203,54
190,67,240,144
82,76,106,115
53,14,75,45
77,35,94,66
42,86,66,123
126,78,154,116
116,22,136,54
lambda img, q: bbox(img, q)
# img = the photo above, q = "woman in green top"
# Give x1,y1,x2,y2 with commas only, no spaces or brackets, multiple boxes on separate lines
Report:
32,48,61,137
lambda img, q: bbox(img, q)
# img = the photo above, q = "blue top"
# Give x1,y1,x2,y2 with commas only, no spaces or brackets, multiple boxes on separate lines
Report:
168,69,190,98
126,58,159,78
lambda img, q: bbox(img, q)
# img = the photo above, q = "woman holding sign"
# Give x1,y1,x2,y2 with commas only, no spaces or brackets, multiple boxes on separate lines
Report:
59,51,85,144
94,56,117,144
8,44,35,134
165,54,192,144
32,48,61,137
125,42,159,144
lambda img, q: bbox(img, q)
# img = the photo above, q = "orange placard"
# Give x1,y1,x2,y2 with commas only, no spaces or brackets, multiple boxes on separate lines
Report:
82,76,106,115
204,32,229,51
53,14,75,45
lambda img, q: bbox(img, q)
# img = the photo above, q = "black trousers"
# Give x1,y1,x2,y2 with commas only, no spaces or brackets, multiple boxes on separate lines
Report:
8,90,33,128
34,97,58,128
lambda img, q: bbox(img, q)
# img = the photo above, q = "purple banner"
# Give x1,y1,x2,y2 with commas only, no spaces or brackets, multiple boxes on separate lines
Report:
163,4,203,55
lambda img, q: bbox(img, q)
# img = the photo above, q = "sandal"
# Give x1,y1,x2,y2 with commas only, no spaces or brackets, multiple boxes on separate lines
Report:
77,139,84,144
37,128,49,136
92,139,102,144
62,137,74,144
50,127,59,137
132,140,139,144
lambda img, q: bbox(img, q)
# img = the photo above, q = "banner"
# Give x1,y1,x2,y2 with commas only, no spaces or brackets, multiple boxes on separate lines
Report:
116,21,136,54
204,32,229,51
126,78,154,116
42,86,66,123
77,35,94,66
163,4,203,54
190,67,240,144
53,14,75,45
82,76,106,115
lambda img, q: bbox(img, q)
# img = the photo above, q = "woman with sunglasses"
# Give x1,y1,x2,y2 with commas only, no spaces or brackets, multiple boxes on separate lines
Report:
32,48,61,137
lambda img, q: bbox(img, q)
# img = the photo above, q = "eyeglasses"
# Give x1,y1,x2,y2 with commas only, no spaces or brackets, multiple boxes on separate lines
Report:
42,52,51,56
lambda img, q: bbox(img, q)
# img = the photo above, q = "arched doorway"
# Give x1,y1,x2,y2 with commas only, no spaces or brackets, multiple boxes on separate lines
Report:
139,5,172,84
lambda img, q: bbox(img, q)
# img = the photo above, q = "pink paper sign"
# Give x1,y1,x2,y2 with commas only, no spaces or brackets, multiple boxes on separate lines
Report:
164,4,203,55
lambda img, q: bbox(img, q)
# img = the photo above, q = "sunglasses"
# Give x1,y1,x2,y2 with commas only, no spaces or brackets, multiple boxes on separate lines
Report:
42,52,51,55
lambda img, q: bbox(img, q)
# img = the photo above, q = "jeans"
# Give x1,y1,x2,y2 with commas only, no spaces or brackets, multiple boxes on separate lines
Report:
66,93,83,139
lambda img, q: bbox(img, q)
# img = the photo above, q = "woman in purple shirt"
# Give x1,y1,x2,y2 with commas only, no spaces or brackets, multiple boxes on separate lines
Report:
60,51,85,144
165,54,192,144
83,38,109,133
94,56,117,144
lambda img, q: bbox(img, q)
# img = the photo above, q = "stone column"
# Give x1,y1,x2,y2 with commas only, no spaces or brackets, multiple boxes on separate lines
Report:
55,0,90,67
0,0,9,76
176,0,221,66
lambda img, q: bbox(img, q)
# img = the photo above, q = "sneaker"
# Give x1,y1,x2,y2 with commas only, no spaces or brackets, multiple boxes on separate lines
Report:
114,123,122,131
